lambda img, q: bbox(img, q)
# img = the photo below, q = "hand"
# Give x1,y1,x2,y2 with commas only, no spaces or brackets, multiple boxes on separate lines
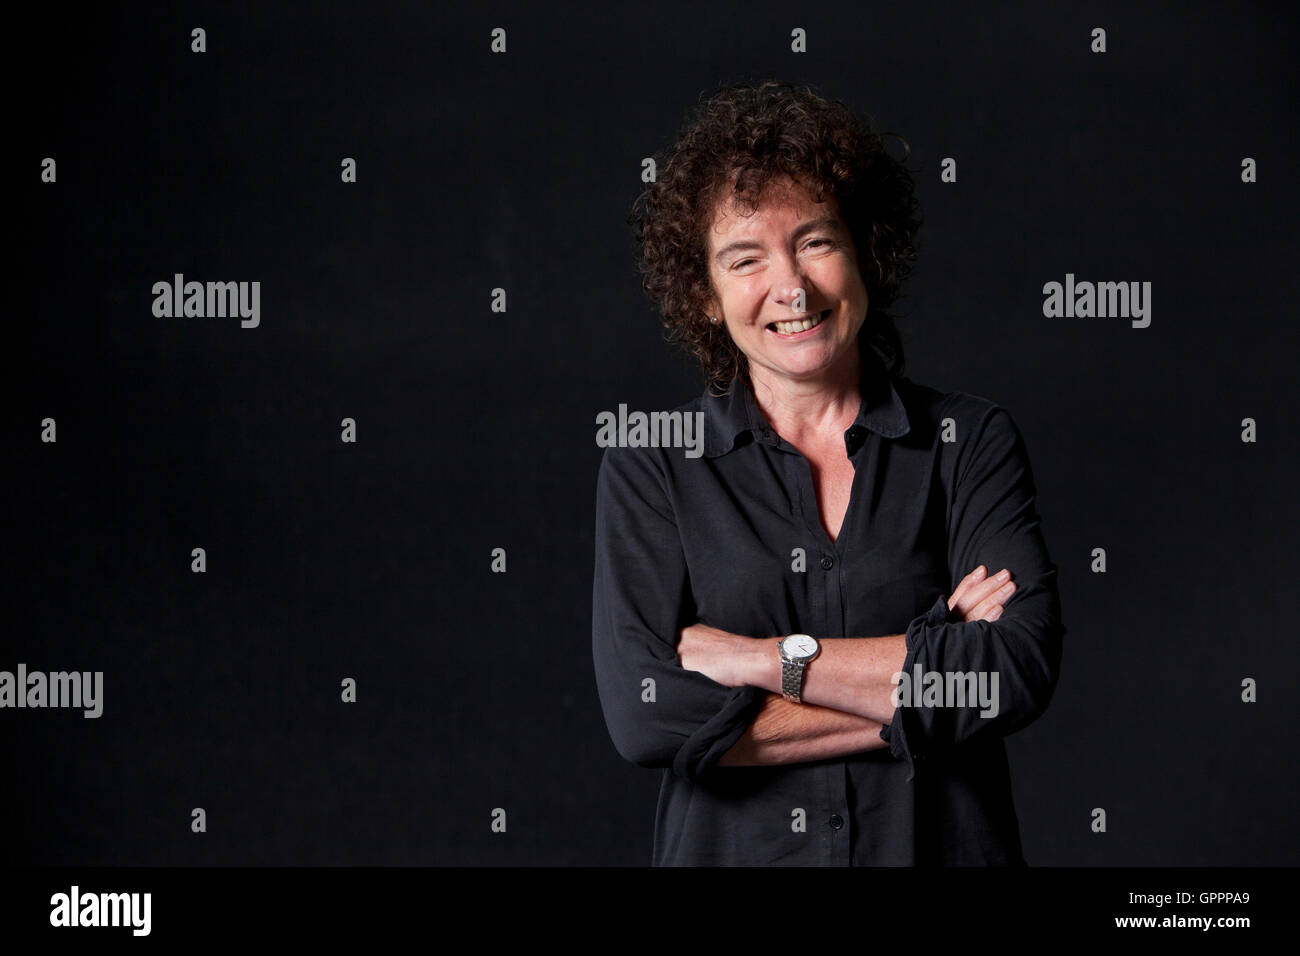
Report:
676,623,761,688
948,565,1016,622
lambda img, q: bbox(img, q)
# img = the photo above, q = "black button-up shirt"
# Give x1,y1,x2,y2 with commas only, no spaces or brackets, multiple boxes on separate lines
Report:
591,344,1066,865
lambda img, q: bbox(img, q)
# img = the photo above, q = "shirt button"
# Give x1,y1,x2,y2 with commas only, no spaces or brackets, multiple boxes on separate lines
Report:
829,814,844,830
820,555,835,570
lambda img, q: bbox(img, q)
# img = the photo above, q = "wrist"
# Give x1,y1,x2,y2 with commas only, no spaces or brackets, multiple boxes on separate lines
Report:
752,636,784,693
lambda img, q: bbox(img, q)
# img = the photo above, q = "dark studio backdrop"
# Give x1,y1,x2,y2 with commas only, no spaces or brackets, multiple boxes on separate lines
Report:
8,1,1298,868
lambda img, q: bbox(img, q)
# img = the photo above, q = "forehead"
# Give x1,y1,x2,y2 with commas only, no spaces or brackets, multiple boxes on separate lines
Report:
705,177,842,245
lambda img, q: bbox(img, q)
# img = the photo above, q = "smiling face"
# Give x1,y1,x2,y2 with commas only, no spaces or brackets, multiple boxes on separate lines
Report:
704,175,869,388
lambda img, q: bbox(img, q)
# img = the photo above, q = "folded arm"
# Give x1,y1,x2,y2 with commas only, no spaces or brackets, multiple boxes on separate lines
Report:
592,447,768,782
685,407,1066,763
701,564,1016,764
717,693,887,766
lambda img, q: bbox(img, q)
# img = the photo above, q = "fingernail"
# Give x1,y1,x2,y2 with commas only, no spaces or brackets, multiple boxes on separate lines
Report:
996,569,1010,580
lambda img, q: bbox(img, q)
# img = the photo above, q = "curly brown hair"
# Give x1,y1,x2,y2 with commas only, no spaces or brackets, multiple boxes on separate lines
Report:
628,79,923,393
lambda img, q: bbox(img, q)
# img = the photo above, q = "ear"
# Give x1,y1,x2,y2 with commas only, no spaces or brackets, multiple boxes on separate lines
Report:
703,291,723,324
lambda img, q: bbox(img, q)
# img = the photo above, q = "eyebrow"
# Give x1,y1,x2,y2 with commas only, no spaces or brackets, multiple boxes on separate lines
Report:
712,216,843,264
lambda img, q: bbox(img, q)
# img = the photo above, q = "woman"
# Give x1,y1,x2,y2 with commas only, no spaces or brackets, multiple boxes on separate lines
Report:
592,80,1065,865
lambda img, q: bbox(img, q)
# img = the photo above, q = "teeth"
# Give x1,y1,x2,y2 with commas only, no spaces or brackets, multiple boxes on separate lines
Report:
772,311,826,335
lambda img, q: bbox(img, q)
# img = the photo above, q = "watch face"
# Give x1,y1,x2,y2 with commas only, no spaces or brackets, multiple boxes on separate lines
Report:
782,634,818,660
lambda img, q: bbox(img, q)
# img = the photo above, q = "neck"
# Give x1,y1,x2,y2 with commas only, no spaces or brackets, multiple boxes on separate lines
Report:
748,347,864,442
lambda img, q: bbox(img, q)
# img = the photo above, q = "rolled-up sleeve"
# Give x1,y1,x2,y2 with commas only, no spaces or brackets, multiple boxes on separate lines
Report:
592,446,767,782
880,406,1065,762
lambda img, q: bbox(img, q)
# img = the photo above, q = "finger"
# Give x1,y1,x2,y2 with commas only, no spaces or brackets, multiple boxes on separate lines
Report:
965,569,1012,603
969,582,1016,621
948,565,987,608
951,568,1009,617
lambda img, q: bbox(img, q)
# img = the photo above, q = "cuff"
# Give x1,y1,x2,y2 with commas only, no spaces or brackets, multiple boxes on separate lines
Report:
672,684,768,783
878,593,951,778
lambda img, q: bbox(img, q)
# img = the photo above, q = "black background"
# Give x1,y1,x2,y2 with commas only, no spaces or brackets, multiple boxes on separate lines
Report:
8,0,1297,866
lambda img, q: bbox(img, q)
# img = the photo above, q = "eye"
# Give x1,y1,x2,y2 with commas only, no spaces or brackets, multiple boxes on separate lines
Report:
732,258,756,270
806,238,833,250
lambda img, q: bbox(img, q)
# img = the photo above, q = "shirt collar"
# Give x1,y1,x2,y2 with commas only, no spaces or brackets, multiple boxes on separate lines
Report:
700,344,911,458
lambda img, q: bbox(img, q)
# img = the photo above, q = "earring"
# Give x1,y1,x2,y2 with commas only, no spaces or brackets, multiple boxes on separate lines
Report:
709,315,720,325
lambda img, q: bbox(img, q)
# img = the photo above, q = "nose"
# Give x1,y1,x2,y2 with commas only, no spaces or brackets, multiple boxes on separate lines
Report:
770,255,811,310
774,277,812,312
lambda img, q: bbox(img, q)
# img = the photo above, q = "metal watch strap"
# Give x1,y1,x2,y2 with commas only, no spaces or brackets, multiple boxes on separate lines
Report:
781,659,807,703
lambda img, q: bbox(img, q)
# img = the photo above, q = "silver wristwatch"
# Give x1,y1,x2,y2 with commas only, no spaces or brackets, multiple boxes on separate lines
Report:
778,634,821,703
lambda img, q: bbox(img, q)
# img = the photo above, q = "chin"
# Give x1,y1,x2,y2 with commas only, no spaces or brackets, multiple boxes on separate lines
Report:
777,346,839,371
774,358,836,380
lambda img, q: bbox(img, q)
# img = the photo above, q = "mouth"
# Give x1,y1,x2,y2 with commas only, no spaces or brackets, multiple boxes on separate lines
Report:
767,309,831,337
